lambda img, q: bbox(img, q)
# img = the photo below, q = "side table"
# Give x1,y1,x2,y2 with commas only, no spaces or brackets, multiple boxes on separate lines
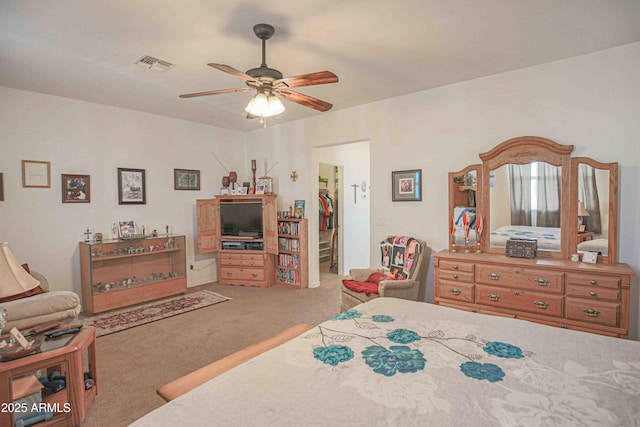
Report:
577,231,595,243
0,326,97,426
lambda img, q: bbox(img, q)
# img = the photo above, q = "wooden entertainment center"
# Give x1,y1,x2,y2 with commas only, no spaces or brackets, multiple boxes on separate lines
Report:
196,194,278,288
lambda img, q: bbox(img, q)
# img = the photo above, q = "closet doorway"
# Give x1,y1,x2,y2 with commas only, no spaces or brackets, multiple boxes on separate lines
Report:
319,163,340,274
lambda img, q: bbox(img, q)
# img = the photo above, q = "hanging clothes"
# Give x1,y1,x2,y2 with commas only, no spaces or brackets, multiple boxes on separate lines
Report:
318,193,333,231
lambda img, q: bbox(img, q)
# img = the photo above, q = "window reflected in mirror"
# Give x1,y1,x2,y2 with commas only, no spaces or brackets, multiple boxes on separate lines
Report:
489,162,562,251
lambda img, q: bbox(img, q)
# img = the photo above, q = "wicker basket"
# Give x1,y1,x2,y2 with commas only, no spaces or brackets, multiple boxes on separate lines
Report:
505,238,537,258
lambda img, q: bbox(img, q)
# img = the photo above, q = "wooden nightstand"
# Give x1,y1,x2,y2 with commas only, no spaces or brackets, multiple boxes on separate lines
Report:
577,231,595,243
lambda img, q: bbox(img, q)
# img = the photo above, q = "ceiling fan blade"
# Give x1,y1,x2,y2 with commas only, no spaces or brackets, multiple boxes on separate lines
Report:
208,63,257,83
179,88,251,98
274,71,338,88
276,88,333,112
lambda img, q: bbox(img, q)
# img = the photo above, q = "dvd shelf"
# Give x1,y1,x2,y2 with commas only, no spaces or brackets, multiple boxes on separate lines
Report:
276,218,308,289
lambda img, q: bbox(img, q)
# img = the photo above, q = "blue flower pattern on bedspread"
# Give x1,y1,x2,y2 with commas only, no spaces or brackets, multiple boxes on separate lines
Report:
313,309,526,383
362,345,426,376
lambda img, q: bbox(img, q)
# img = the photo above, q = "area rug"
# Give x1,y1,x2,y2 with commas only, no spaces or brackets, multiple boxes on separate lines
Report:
81,290,231,337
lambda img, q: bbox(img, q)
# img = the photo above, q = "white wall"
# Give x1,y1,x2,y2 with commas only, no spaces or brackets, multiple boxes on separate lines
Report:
247,42,640,338
0,87,245,295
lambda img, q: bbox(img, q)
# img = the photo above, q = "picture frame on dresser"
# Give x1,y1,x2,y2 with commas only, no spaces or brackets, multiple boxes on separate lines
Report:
118,167,146,204
62,173,90,203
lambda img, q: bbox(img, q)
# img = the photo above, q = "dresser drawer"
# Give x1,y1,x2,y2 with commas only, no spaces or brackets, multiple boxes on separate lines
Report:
437,281,474,303
219,257,243,266
566,284,619,302
476,265,564,294
219,267,265,282
437,270,474,283
439,260,474,273
565,273,620,289
220,252,243,261
475,285,564,317
242,257,265,267
566,298,619,327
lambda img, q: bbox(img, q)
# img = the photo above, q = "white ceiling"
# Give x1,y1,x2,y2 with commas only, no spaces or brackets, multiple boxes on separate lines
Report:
2,0,640,132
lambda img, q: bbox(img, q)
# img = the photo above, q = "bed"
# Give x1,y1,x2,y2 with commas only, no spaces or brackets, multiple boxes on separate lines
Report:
131,298,640,426
489,225,609,255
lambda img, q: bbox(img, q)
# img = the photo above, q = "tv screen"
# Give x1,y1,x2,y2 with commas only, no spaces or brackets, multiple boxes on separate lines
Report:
220,203,263,237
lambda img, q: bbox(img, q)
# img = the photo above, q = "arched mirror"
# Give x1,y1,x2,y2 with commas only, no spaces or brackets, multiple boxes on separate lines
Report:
448,165,481,252
479,136,572,259
570,158,618,264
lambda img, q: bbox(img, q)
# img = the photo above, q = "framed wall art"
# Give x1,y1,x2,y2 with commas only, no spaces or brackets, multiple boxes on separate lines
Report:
62,174,90,203
118,168,146,204
118,220,136,238
174,168,200,190
392,169,422,202
22,160,51,188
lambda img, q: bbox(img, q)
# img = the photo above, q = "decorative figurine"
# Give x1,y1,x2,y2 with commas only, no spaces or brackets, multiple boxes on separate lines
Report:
111,223,118,240
250,159,257,194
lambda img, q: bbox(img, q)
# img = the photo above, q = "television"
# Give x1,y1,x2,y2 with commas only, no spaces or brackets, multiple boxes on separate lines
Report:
220,203,263,237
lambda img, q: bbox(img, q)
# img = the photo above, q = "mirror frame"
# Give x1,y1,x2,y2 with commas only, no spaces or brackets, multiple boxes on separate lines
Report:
478,136,573,259
570,157,618,264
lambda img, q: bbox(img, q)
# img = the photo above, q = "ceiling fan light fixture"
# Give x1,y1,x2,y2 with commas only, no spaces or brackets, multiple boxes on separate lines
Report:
245,90,285,118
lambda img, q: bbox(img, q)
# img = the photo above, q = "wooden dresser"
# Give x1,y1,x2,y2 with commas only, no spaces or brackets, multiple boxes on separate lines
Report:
434,251,634,337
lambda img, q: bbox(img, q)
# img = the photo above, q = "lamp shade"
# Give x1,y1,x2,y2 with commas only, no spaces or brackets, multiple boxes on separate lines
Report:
577,201,590,217
245,91,285,118
0,242,40,298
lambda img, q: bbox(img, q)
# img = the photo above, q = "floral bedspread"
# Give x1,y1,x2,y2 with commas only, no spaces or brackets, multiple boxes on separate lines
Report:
131,298,640,427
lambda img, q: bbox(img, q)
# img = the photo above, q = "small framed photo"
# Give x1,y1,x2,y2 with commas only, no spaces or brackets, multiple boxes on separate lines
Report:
174,168,200,190
578,224,586,233
62,174,90,203
236,186,248,195
118,221,136,238
294,200,305,218
392,169,422,202
118,168,146,204
255,184,266,194
582,251,598,264
22,160,51,188
256,177,273,193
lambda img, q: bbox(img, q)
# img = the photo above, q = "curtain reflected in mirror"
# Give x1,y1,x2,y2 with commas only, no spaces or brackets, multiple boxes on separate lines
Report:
577,164,609,255
489,162,562,251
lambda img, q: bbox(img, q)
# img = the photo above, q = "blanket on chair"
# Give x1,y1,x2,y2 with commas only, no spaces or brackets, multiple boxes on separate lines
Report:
381,236,420,280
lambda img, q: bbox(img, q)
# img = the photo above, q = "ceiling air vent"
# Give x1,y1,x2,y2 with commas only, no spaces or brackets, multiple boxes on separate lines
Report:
134,55,174,72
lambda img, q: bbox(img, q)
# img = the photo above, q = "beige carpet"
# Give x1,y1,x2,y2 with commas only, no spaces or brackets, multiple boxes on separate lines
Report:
80,271,343,427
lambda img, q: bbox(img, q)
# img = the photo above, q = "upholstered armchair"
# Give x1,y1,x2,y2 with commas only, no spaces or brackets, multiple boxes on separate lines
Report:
341,236,430,311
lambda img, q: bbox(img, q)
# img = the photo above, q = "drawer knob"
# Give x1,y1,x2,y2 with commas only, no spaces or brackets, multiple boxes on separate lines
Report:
533,278,549,286
488,293,500,301
452,274,459,279
589,291,597,297
453,265,459,270
583,308,600,317
488,273,500,280
534,301,549,309
251,273,258,278
513,291,520,296
590,280,598,286
226,272,233,276
450,288,461,295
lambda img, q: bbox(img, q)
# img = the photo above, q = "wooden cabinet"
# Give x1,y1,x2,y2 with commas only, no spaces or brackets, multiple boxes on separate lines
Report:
434,251,634,338
0,327,97,427
79,235,186,314
196,195,278,288
276,218,309,288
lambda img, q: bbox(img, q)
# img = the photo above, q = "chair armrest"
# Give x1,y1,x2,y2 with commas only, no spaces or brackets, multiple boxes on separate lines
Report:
349,268,378,282
379,279,420,300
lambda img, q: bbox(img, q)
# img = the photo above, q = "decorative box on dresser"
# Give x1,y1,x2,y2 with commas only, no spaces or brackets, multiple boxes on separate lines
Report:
79,235,187,314
438,136,635,338
276,218,309,288
196,194,278,288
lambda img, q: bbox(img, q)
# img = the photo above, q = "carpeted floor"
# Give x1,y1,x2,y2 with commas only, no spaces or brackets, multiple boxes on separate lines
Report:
80,271,343,427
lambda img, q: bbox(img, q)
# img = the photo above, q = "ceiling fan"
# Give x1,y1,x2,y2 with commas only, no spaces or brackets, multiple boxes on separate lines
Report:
179,23,338,123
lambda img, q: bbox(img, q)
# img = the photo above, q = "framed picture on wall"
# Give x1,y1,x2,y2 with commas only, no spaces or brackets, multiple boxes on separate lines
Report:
118,168,146,204
174,168,200,190
62,174,90,203
392,169,422,202
22,160,51,188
